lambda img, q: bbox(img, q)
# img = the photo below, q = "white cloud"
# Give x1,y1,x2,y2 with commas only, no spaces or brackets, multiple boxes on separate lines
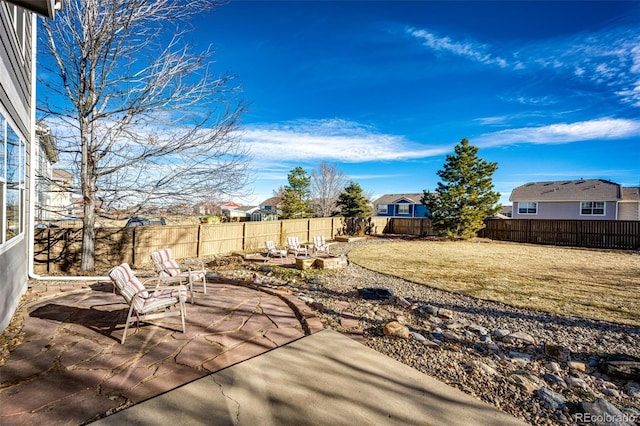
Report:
405,24,640,107
475,118,640,147
406,27,509,68
239,118,449,163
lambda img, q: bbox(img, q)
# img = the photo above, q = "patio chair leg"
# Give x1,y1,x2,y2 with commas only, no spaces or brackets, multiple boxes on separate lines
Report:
122,306,136,344
180,301,186,333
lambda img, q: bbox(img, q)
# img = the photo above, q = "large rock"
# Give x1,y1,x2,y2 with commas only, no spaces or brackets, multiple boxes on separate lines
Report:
579,398,636,426
383,321,410,339
509,372,543,393
599,354,640,381
504,331,537,345
537,388,567,410
544,342,570,361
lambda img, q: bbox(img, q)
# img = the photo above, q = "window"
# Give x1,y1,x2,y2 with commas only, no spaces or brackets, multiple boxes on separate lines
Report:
581,201,605,216
377,204,388,214
1,114,25,244
518,202,537,214
397,204,410,215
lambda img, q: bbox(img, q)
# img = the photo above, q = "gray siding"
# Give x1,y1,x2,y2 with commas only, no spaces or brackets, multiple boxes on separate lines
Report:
618,202,640,221
0,2,33,138
0,4,34,332
512,201,618,220
0,240,28,332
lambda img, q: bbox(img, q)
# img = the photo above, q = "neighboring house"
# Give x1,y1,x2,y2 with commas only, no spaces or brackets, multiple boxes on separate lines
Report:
373,193,429,218
222,205,259,222
510,179,640,220
500,205,513,218
50,168,74,219
250,208,278,222
35,123,58,222
619,187,640,220
1,0,62,333
193,202,217,216
259,196,281,217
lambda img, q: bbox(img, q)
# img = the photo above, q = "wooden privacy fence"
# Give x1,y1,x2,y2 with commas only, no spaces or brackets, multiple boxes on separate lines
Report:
481,219,640,250
33,216,434,273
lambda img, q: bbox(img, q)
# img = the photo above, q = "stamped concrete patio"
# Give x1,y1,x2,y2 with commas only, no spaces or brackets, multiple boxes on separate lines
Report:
0,278,320,425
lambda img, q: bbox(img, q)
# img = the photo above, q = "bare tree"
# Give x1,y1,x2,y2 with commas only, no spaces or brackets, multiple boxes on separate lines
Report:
310,162,347,217
38,0,251,271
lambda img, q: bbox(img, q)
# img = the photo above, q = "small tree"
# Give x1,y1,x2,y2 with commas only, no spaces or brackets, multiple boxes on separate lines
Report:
335,181,372,236
422,138,500,238
335,181,370,218
281,167,313,219
311,162,347,217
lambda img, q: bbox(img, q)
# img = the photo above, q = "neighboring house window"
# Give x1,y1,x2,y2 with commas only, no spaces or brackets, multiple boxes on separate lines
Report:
581,201,605,216
1,114,26,244
377,204,388,214
518,202,537,214
397,204,410,214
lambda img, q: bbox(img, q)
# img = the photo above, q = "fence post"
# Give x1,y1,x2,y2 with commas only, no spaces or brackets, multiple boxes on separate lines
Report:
46,228,51,273
242,222,247,252
132,227,136,266
197,224,202,258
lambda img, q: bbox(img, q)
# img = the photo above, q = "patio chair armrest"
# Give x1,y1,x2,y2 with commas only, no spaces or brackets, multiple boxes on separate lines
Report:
150,285,187,292
141,276,166,286
152,275,188,285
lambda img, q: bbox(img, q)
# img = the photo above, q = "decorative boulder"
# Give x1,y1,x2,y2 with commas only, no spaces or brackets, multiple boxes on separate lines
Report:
383,321,410,339
358,287,394,300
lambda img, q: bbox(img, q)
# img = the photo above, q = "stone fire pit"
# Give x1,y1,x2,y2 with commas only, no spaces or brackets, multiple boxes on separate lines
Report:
295,255,348,270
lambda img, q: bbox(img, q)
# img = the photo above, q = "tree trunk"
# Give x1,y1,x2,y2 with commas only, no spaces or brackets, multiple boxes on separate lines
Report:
80,114,96,271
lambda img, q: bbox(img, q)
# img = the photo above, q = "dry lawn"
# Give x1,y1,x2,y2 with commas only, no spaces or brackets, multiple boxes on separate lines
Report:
348,239,640,326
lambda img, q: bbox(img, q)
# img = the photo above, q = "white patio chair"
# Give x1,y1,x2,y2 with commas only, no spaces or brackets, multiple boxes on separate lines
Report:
313,235,330,254
150,248,207,304
109,263,187,344
265,240,287,263
287,236,308,256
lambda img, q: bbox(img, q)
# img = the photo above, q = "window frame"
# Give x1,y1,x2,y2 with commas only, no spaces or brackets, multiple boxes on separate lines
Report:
580,201,606,216
397,204,410,215
517,201,538,215
376,204,388,214
0,114,25,246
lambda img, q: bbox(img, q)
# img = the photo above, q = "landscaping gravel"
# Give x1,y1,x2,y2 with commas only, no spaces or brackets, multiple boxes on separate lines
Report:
241,238,640,426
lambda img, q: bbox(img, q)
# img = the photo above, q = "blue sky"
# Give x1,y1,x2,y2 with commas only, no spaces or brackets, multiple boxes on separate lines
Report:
194,1,639,205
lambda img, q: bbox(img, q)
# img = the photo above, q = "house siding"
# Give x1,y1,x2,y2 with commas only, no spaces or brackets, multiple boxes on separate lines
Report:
618,202,640,221
373,194,429,218
0,3,34,332
512,201,617,220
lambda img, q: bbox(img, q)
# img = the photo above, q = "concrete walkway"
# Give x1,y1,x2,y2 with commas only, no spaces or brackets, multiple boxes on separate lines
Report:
93,329,527,426
1,275,526,426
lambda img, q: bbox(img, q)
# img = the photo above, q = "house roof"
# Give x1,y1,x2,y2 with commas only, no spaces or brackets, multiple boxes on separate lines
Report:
260,196,281,207
373,193,424,205
510,180,621,202
52,168,73,183
621,187,640,202
36,123,58,163
8,0,62,19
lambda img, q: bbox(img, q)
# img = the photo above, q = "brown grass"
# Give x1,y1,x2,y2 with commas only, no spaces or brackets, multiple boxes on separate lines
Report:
348,239,640,326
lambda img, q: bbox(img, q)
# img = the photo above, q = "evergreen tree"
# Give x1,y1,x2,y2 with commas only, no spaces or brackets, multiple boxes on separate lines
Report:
281,167,313,219
422,138,501,238
335,181,370,217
